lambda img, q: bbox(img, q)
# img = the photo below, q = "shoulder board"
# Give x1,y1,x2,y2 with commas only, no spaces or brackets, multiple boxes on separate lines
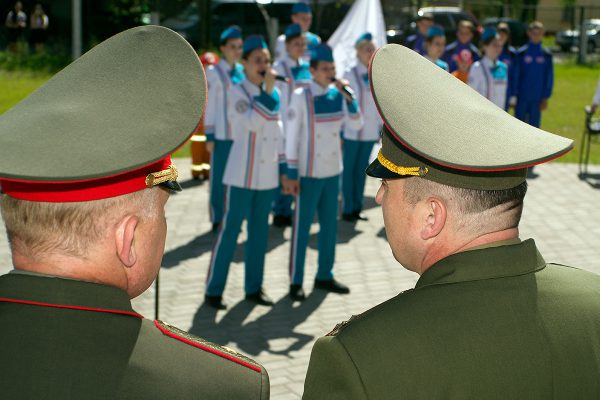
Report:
326,313,363,337
154,320,262,373
445,41,458,51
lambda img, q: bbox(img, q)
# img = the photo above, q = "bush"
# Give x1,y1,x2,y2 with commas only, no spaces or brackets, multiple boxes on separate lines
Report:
0,47,70,73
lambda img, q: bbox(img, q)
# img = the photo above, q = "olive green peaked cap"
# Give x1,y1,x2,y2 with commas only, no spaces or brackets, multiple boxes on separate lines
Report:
366,44,573,190
0,25,206,182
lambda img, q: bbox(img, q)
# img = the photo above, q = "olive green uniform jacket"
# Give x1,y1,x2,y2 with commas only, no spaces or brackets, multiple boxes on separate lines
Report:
0,272,269,399
303,239,600,399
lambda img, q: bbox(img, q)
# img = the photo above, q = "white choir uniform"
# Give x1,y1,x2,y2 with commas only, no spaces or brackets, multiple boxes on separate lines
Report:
341,61,383,217
204,59,245,225
206,79,284,297
285,81,363,286
272,54,313,219
468,57,509,109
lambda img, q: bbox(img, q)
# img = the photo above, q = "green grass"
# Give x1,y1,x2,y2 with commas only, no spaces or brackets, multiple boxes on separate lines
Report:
541,61,600,164
1,63,598,163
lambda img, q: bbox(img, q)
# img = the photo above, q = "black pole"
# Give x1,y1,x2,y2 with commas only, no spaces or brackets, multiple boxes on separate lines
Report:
154,272,160,320
577,6,586,65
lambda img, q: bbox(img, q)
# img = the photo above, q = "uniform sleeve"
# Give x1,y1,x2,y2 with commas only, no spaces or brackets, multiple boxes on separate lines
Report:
204,68,221,141
285,90,305,180
543,52,554,100
343,94,362,132
302,336,368,400
468,63,486,98
228,86,280,141
259,366,270,399
274,63,290,128
593,77,600,106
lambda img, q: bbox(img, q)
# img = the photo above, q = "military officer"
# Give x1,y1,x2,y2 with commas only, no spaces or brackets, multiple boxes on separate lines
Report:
271,23,313,228
404,12,433,55
341,32,382,222
205,35,284,310
283,44,362,301
204,25,245,232
275,2,321,62
0,26,269,399
302,44,600,399
515,21,553,129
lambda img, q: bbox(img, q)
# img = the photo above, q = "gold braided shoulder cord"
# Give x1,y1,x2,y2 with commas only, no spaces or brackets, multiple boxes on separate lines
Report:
377,151,428,177
145,164,178,187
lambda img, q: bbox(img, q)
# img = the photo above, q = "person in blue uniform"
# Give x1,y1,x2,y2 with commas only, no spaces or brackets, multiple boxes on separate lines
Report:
275,2,321,62
283,44,363,301
204,26,245,232
468,28,508,109
404,12,433,55
272,23,313,227
205,35,284,310
341,32,382,222
497,22,519,111
425,26,449,71
515,21,553,129
443,20,481,73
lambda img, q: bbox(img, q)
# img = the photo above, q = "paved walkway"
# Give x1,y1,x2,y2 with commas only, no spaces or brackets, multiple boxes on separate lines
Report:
1,158,599,399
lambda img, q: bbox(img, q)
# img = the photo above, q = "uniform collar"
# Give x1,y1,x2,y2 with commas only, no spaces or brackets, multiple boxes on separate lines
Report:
482,56,497,68
354,62,368,74
0,272,138,315
217,59,234,73
310,80,332,95
241,79,263,95
415,239,546,289
283,53,304,67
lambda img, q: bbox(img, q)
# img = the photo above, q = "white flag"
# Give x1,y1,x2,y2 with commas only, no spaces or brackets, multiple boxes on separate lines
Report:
327,0,387,78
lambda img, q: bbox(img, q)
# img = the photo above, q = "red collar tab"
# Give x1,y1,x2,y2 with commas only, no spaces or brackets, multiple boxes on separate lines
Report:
1,156,175,202
0,297,143,318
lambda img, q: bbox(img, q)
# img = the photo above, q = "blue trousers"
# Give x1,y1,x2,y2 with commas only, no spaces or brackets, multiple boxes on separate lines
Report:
209,139,233,224
272,190,293,217
289,175,339,286
515,100,542,128
206,186,277,296
342,140,376,215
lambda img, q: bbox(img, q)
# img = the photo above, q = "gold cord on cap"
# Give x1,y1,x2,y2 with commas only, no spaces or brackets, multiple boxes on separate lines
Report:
377,151,428,177
146,164,178,187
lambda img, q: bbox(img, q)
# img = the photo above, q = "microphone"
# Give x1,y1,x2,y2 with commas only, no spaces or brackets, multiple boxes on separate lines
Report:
330,77,354,98
260,71,289,83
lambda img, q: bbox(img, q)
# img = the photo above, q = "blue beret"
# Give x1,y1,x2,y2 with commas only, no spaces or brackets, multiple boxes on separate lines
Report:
292,2,312,14
220,25,242,43
481,27,499,43
427,25,445,39
285,23,303,40
355,32,373,48
243,35,268,56
311,43,334,62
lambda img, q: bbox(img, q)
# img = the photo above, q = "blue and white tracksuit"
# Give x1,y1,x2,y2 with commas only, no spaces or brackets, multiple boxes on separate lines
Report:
468,57,508,109
443,40,481,73
204,60,245,225
342,62,382,215
405,32,427,55
206,80,284,297
272,54,313,218
275,31,321,62
515,42,553,128
285,81,363,286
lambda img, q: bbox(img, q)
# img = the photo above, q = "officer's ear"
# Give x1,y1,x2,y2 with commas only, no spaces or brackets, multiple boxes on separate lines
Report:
115,215,139,267
420,197,447,240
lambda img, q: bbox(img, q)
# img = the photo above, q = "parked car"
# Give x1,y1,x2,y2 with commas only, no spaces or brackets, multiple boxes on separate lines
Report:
555,19,600,53
404,7,482,44
481,17,528,48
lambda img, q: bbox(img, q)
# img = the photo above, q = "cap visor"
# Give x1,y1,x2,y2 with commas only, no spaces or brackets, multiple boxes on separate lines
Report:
159,180,182,192
366,158,412,179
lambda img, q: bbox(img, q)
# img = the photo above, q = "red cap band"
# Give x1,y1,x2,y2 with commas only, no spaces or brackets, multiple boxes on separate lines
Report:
1,157,172,202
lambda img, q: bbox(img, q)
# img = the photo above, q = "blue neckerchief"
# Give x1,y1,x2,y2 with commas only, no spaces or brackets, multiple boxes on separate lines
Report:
230,63,245,84
362,72,369,85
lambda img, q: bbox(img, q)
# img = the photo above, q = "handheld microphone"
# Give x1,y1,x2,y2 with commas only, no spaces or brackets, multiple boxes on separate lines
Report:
260,71,289,83
330,77,354,98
